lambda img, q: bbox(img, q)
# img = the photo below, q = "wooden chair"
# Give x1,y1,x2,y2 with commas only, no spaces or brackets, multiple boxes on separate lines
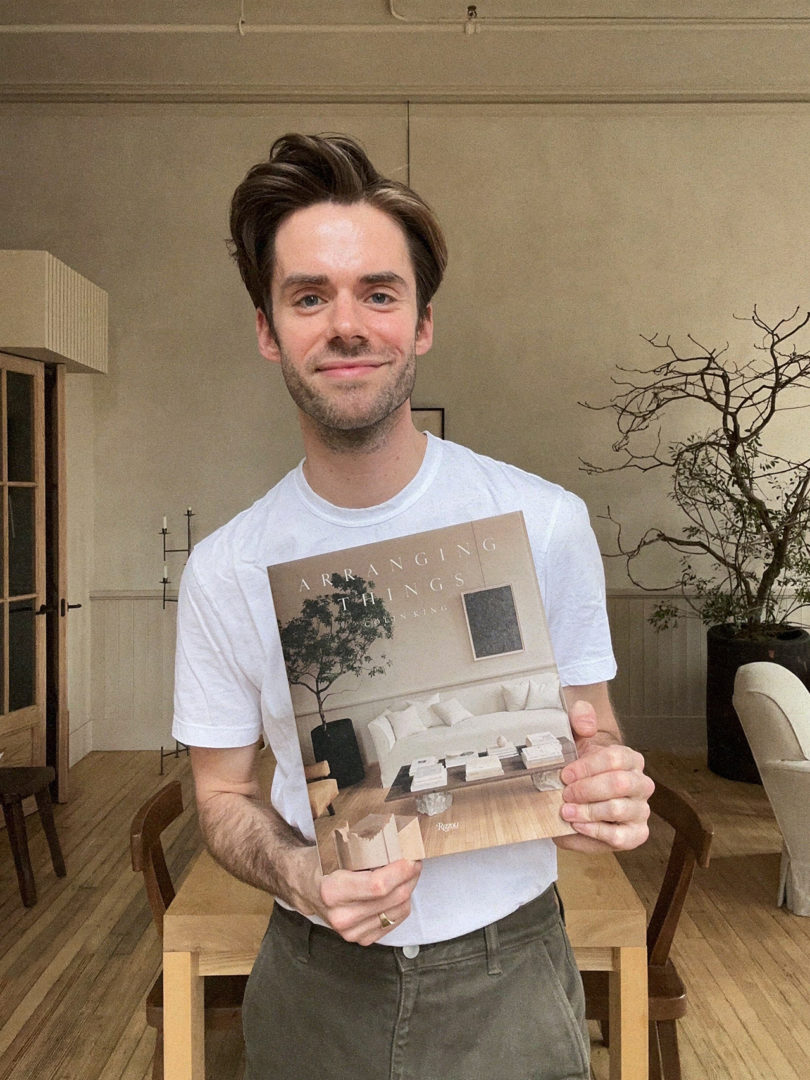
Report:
0,765,66,907
130,781,247,1080
257,743,337,819
581,775,714,1080
305,760,339,818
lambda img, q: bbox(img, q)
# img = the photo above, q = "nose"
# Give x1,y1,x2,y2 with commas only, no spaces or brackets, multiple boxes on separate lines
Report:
329,292,366,344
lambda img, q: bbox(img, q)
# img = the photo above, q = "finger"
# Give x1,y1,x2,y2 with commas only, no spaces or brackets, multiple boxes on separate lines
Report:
561,817,651,852
321,859,421,907
566,700,598,736
561,743,647,785
561,795,651,827
562,770,653,808
321,862,421,941
346,897,415,946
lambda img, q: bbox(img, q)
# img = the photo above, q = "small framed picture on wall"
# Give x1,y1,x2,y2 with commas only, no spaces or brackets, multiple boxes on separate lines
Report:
412,407,445,439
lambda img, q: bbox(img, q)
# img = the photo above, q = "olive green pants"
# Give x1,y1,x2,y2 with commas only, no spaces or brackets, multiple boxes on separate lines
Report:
243,885,590,1080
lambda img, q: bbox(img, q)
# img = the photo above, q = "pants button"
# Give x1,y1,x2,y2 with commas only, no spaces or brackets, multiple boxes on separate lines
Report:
402,944,420,958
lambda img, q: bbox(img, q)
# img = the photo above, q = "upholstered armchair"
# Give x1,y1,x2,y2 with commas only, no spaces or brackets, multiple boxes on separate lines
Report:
732,662,810,916
256,744,338,819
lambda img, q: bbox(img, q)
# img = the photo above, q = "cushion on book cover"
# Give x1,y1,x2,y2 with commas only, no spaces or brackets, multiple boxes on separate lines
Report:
404,692,443,727
526,678,561,710
501,679,530,711
387,704,427,739
431,698,474,726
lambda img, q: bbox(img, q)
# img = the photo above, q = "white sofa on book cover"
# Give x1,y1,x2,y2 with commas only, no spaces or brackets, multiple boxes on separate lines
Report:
367,675,569,787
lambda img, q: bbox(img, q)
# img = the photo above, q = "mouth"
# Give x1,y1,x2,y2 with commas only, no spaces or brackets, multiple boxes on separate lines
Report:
316,358,385,378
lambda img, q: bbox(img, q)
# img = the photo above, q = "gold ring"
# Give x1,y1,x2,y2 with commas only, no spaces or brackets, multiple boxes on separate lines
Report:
379,911,395,929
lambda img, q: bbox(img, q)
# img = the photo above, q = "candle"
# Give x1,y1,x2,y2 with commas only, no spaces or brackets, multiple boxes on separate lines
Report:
187,506,192,514
162,516,167,531
163,563,168,581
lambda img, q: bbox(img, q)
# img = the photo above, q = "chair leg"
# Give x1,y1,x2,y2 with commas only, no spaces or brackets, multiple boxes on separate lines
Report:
2,797,37,907
34,786,67,877
655,1019,682,1080
152,1028,164,1080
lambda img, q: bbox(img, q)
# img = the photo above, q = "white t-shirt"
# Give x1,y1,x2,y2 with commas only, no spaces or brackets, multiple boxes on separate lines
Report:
173,435,616,945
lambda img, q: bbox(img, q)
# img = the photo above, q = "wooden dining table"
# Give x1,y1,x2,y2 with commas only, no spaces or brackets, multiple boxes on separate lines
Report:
163,847,648,1080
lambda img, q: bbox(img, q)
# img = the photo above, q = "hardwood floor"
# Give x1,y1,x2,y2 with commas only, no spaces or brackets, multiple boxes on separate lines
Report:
0,751,243,1080
1,750,808,1079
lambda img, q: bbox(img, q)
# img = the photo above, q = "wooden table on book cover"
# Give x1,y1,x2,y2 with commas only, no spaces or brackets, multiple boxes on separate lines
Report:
162,848,648,1080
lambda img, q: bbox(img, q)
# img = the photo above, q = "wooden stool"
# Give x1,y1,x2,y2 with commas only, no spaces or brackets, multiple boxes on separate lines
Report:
0,766,67,907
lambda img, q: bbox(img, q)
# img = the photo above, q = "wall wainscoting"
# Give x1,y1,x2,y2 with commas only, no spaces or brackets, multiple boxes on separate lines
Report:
87,589,808,757
90,591,178,752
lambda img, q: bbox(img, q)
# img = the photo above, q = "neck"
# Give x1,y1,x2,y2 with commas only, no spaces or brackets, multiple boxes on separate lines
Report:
299,405,428,509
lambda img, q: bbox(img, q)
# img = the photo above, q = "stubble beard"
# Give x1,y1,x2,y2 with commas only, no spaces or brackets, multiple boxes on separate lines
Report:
279,341,418,453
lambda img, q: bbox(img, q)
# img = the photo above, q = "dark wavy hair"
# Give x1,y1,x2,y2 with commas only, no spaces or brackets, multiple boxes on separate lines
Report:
228,133,447,331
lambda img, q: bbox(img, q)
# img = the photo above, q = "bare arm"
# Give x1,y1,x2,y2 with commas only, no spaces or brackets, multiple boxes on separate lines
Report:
190,744,320,911
190,744,421,946
555,682,654,854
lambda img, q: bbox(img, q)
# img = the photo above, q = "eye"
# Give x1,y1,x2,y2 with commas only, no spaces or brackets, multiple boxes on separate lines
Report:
295,294,323,309
368,292,394,305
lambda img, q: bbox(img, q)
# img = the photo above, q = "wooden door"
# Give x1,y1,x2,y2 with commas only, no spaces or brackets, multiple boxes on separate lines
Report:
0,354,46,769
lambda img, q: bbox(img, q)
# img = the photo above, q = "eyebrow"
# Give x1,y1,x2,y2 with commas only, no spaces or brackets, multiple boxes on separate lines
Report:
278,271,409,292
361,272,409,288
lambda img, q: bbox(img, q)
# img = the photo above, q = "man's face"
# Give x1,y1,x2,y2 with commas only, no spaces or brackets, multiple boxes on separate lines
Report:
256,201,433,437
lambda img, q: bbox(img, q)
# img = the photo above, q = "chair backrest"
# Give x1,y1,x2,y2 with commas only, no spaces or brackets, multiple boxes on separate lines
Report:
130,780,184,939
645,774,714,968
733,661,810,764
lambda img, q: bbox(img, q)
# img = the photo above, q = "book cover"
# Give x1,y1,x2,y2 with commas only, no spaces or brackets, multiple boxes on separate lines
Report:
267,511,577,875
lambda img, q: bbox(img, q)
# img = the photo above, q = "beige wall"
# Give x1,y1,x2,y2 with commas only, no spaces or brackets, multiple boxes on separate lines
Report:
410,102,810,574
0,103,409,751
3,7,810,755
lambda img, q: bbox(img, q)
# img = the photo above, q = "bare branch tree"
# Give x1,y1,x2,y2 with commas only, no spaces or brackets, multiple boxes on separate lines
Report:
581,309,810,635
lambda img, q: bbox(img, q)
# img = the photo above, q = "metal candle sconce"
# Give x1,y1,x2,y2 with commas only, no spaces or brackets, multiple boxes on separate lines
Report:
159,506,194,772
160,506,194,609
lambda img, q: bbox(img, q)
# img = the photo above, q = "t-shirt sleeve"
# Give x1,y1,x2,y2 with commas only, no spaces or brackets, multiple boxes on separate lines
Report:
541,492,617,687
172,555,264,748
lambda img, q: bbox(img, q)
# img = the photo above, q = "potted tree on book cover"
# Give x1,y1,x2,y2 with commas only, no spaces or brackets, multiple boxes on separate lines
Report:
277,573,393,788
582,308,810,781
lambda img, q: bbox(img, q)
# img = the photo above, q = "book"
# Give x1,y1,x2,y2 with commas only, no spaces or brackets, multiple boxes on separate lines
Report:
410,763,448,791
266,510,578,875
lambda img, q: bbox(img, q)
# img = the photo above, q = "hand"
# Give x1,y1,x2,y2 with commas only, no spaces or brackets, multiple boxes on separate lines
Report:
316,859,422,946
555,698,654,854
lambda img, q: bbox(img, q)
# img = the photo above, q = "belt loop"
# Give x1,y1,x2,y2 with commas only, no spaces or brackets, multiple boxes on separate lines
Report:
484,920,503,976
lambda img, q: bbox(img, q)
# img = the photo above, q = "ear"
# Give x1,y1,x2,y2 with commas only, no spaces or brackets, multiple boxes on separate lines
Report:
414,303,434,356
256,308,281,364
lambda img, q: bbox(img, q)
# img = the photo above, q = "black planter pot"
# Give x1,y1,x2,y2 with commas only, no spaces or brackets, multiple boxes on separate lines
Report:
310,717,365,790
706,623,810,783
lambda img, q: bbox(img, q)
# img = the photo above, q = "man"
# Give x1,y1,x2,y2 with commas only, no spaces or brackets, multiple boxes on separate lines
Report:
173,133,653,1080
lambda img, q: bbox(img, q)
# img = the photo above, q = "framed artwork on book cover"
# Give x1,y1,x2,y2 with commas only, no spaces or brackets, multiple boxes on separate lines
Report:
462,585,525,660
412,406,444,439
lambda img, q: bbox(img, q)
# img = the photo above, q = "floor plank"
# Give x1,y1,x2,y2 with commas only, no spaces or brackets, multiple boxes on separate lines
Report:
1,749,808,1080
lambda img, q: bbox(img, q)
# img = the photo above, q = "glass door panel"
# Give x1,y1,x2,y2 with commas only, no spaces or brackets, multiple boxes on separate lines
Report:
8,599,35,711
7,370,33,482
9,486,35,596
0,355,45,768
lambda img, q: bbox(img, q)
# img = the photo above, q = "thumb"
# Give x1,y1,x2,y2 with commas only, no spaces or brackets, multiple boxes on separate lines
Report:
567,699,598,738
